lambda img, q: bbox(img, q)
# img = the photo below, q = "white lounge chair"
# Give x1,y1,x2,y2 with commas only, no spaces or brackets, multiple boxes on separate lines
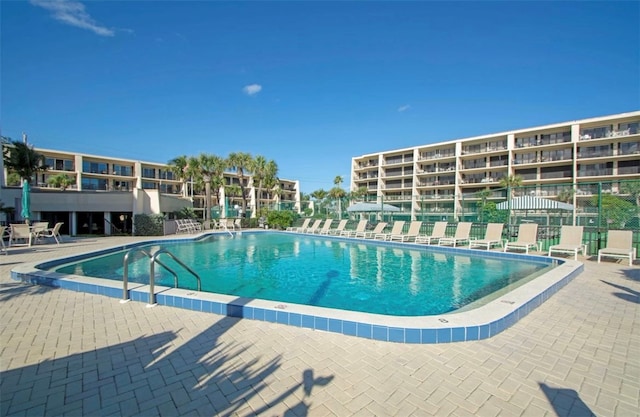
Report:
438,222,472,247
9,224,34,247
341,220,367,237
598,230,635,266
415,221,448,245
388,221,422,242
303,219,323,233
288,218,310,232
314,219,333,234
356,222,388,239
548,226,586,260
0,226,7,255
323,219,348,235
469,223,504,250
41,222,64,244
375,221,405,240
504,223,539,254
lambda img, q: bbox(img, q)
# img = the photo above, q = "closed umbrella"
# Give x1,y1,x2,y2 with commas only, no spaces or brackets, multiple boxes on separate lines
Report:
21,179,31,224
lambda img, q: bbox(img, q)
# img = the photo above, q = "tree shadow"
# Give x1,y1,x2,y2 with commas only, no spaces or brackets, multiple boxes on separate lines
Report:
0,281,56,303
539,383,595,417
1,297,335,416
620,267,640,282
600,280,640,304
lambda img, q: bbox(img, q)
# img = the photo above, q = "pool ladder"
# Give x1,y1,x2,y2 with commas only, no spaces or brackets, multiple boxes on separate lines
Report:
122,248,201,306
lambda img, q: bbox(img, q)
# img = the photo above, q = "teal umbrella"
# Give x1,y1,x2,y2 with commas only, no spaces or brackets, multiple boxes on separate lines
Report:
21,179,31,223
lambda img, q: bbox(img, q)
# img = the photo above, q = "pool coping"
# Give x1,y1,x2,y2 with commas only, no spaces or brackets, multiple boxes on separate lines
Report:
11,230,584,344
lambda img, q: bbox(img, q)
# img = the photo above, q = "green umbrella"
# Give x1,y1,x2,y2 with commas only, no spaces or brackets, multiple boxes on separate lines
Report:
21,179,31,223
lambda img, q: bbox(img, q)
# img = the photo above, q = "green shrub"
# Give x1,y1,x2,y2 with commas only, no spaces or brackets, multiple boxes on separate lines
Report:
133,213,165,236
267,210,295,230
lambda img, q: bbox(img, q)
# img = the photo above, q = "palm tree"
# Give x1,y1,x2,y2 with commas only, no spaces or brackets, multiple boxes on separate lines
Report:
47,174,75,190
328,186,347,219
190,153,226,221
167,155,190,198
476,189,492,223
252,155,279,211
3,140,47,184
499,175,523,198
310,189,328,218
227,152,253,212
499,175,523,225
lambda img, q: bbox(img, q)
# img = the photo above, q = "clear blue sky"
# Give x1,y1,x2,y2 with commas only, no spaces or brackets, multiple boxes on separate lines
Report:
2,1,638,193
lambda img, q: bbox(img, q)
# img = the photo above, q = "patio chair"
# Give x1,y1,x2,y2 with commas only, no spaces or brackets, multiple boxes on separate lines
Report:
415,221,448,245
288,218,310,232
375,221,405,240
598,230,635,266
341,220,367,237
314,219,333,234
303,219,323,233
323,219,348,235
438,222,472,247
40,222,64,244
469,223,505,250
9,224,34,247
388,221,423,242
356,222,388,239
0,226,7,255
504,223,539,254
548,226,586,260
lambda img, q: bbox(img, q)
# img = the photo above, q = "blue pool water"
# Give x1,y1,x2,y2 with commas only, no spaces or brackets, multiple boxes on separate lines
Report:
53,232,552,316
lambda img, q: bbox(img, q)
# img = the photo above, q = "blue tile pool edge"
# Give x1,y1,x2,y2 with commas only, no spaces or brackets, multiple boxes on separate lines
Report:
10,232,584,344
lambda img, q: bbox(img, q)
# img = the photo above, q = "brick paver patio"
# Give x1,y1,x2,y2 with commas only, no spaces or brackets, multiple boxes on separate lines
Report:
1,236,638,416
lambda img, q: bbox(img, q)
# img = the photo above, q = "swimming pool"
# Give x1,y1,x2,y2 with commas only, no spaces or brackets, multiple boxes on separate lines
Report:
53,233,550,316
12,231,583,343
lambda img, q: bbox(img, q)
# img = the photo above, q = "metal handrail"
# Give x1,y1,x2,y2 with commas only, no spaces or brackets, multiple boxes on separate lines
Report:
148,248,201,305
122,247,200,305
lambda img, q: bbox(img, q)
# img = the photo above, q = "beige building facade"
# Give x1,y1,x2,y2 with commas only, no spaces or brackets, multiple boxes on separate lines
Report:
351,111,640,221
0,147,301,235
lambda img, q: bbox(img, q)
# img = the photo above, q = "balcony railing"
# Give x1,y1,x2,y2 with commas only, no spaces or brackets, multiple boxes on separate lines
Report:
580,129,631,141
577,169,613,177
577,151,614,158
619,166,640,175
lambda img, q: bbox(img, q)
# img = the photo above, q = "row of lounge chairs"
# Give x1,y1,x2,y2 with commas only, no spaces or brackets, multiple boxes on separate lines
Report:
286,219,636,264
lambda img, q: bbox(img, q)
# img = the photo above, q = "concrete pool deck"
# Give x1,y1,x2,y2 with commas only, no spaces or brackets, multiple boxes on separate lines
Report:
1,236,638,416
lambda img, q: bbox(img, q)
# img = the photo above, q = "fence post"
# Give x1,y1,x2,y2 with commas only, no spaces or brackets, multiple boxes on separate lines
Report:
597,182,603,251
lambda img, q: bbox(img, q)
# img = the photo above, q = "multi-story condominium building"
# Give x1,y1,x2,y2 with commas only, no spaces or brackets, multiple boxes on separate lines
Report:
0,147,301,235
351,111,640,222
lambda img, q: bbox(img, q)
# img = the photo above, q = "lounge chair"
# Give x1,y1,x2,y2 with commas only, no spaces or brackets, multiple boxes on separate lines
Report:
288,218,310,232
0,226,7,255
469,223,505,250
323,219,348,235
388,221,422,242
375,221,405,240
9,224,34,247
415,221,448,244
341,220,367,237
438,222,472,247
303,219,323,233
356,222,388,239
40,222,64,244
598,230,635,266
314,219,333,234
504,223,539,254
548,226,586,260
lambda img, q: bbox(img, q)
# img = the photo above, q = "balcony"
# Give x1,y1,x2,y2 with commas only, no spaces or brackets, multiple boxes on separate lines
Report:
619,166,640,175
577,169,613,177
577,151,614,158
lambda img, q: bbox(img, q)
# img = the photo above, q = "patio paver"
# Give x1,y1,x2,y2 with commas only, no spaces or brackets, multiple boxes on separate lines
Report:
1,236,638,416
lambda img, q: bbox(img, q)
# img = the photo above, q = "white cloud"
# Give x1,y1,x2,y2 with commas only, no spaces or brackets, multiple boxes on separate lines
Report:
30,0,116,37
397,104,411,112
242,84,263,96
